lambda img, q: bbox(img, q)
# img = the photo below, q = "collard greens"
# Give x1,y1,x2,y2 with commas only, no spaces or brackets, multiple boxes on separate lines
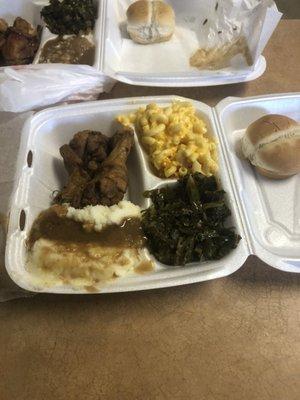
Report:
142,173,241,266
41,0,96,35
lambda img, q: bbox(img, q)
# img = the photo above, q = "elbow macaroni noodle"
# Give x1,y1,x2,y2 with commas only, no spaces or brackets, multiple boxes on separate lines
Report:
117,101,218,178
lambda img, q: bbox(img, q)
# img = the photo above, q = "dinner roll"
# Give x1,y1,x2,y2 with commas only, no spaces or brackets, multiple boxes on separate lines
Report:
242,114,300,179
126,0,175,44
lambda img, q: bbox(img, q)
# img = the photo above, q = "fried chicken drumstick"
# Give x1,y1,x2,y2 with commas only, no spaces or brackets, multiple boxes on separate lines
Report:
54,128,134,208
0,17,41,66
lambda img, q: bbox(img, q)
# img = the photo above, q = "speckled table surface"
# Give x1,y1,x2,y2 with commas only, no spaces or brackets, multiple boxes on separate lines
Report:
0,20,299,400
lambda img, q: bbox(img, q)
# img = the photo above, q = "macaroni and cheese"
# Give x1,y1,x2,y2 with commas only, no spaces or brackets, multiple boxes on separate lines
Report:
117,101,218,178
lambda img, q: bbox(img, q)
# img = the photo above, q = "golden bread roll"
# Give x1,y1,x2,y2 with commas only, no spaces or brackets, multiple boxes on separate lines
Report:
126,0,175,44
242,114,300,179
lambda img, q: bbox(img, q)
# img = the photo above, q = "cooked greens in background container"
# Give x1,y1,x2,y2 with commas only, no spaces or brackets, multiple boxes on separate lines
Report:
40,0,96,35
0,0,112,113
38,0,97,65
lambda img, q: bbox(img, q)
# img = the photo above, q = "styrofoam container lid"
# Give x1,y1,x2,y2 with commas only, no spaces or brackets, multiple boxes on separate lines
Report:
5,92,300,294
215,93,300,273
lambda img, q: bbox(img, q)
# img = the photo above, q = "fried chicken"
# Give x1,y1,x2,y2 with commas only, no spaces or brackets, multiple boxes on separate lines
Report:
54,128,134,208
0,19,8,54
0,19,8,33
0,35,5,52
13,17,37,36
0,17,41,66
83,129,134,206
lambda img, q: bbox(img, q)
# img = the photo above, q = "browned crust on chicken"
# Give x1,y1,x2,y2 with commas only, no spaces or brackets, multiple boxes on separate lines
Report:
0,17,41,66
54,128,134,208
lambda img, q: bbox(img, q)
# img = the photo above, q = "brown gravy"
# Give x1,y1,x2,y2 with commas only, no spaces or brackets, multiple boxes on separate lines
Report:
85,285,99,293
28,207,145,250
135,261,154,274
39,36,95,66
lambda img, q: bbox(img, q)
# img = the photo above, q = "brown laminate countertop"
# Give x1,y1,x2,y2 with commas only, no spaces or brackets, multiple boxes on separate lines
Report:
0,20,300,400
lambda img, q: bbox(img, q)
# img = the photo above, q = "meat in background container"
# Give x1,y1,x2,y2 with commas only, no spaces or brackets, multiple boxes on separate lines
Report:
0,0,114,112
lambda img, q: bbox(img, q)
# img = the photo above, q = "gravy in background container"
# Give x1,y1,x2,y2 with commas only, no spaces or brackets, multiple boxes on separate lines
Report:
39,35,95,65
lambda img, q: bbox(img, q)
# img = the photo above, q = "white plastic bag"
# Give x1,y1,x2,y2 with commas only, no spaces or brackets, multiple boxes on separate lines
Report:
0,65,116,113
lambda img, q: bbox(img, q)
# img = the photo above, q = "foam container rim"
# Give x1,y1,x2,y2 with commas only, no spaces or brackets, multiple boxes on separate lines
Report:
5,92,300,294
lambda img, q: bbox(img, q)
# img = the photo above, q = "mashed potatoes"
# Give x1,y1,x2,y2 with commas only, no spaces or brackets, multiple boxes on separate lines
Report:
27,201,152,290
28,239,145,288
67,200,141,232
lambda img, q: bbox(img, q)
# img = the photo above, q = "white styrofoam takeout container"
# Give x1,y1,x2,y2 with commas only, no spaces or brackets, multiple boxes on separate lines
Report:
0,0,103,71
0,0,267,87
102,0,267,87
5,92,300,294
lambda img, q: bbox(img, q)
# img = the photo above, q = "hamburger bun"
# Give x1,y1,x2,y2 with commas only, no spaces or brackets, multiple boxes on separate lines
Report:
126,0,175,44
242,114,300,179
